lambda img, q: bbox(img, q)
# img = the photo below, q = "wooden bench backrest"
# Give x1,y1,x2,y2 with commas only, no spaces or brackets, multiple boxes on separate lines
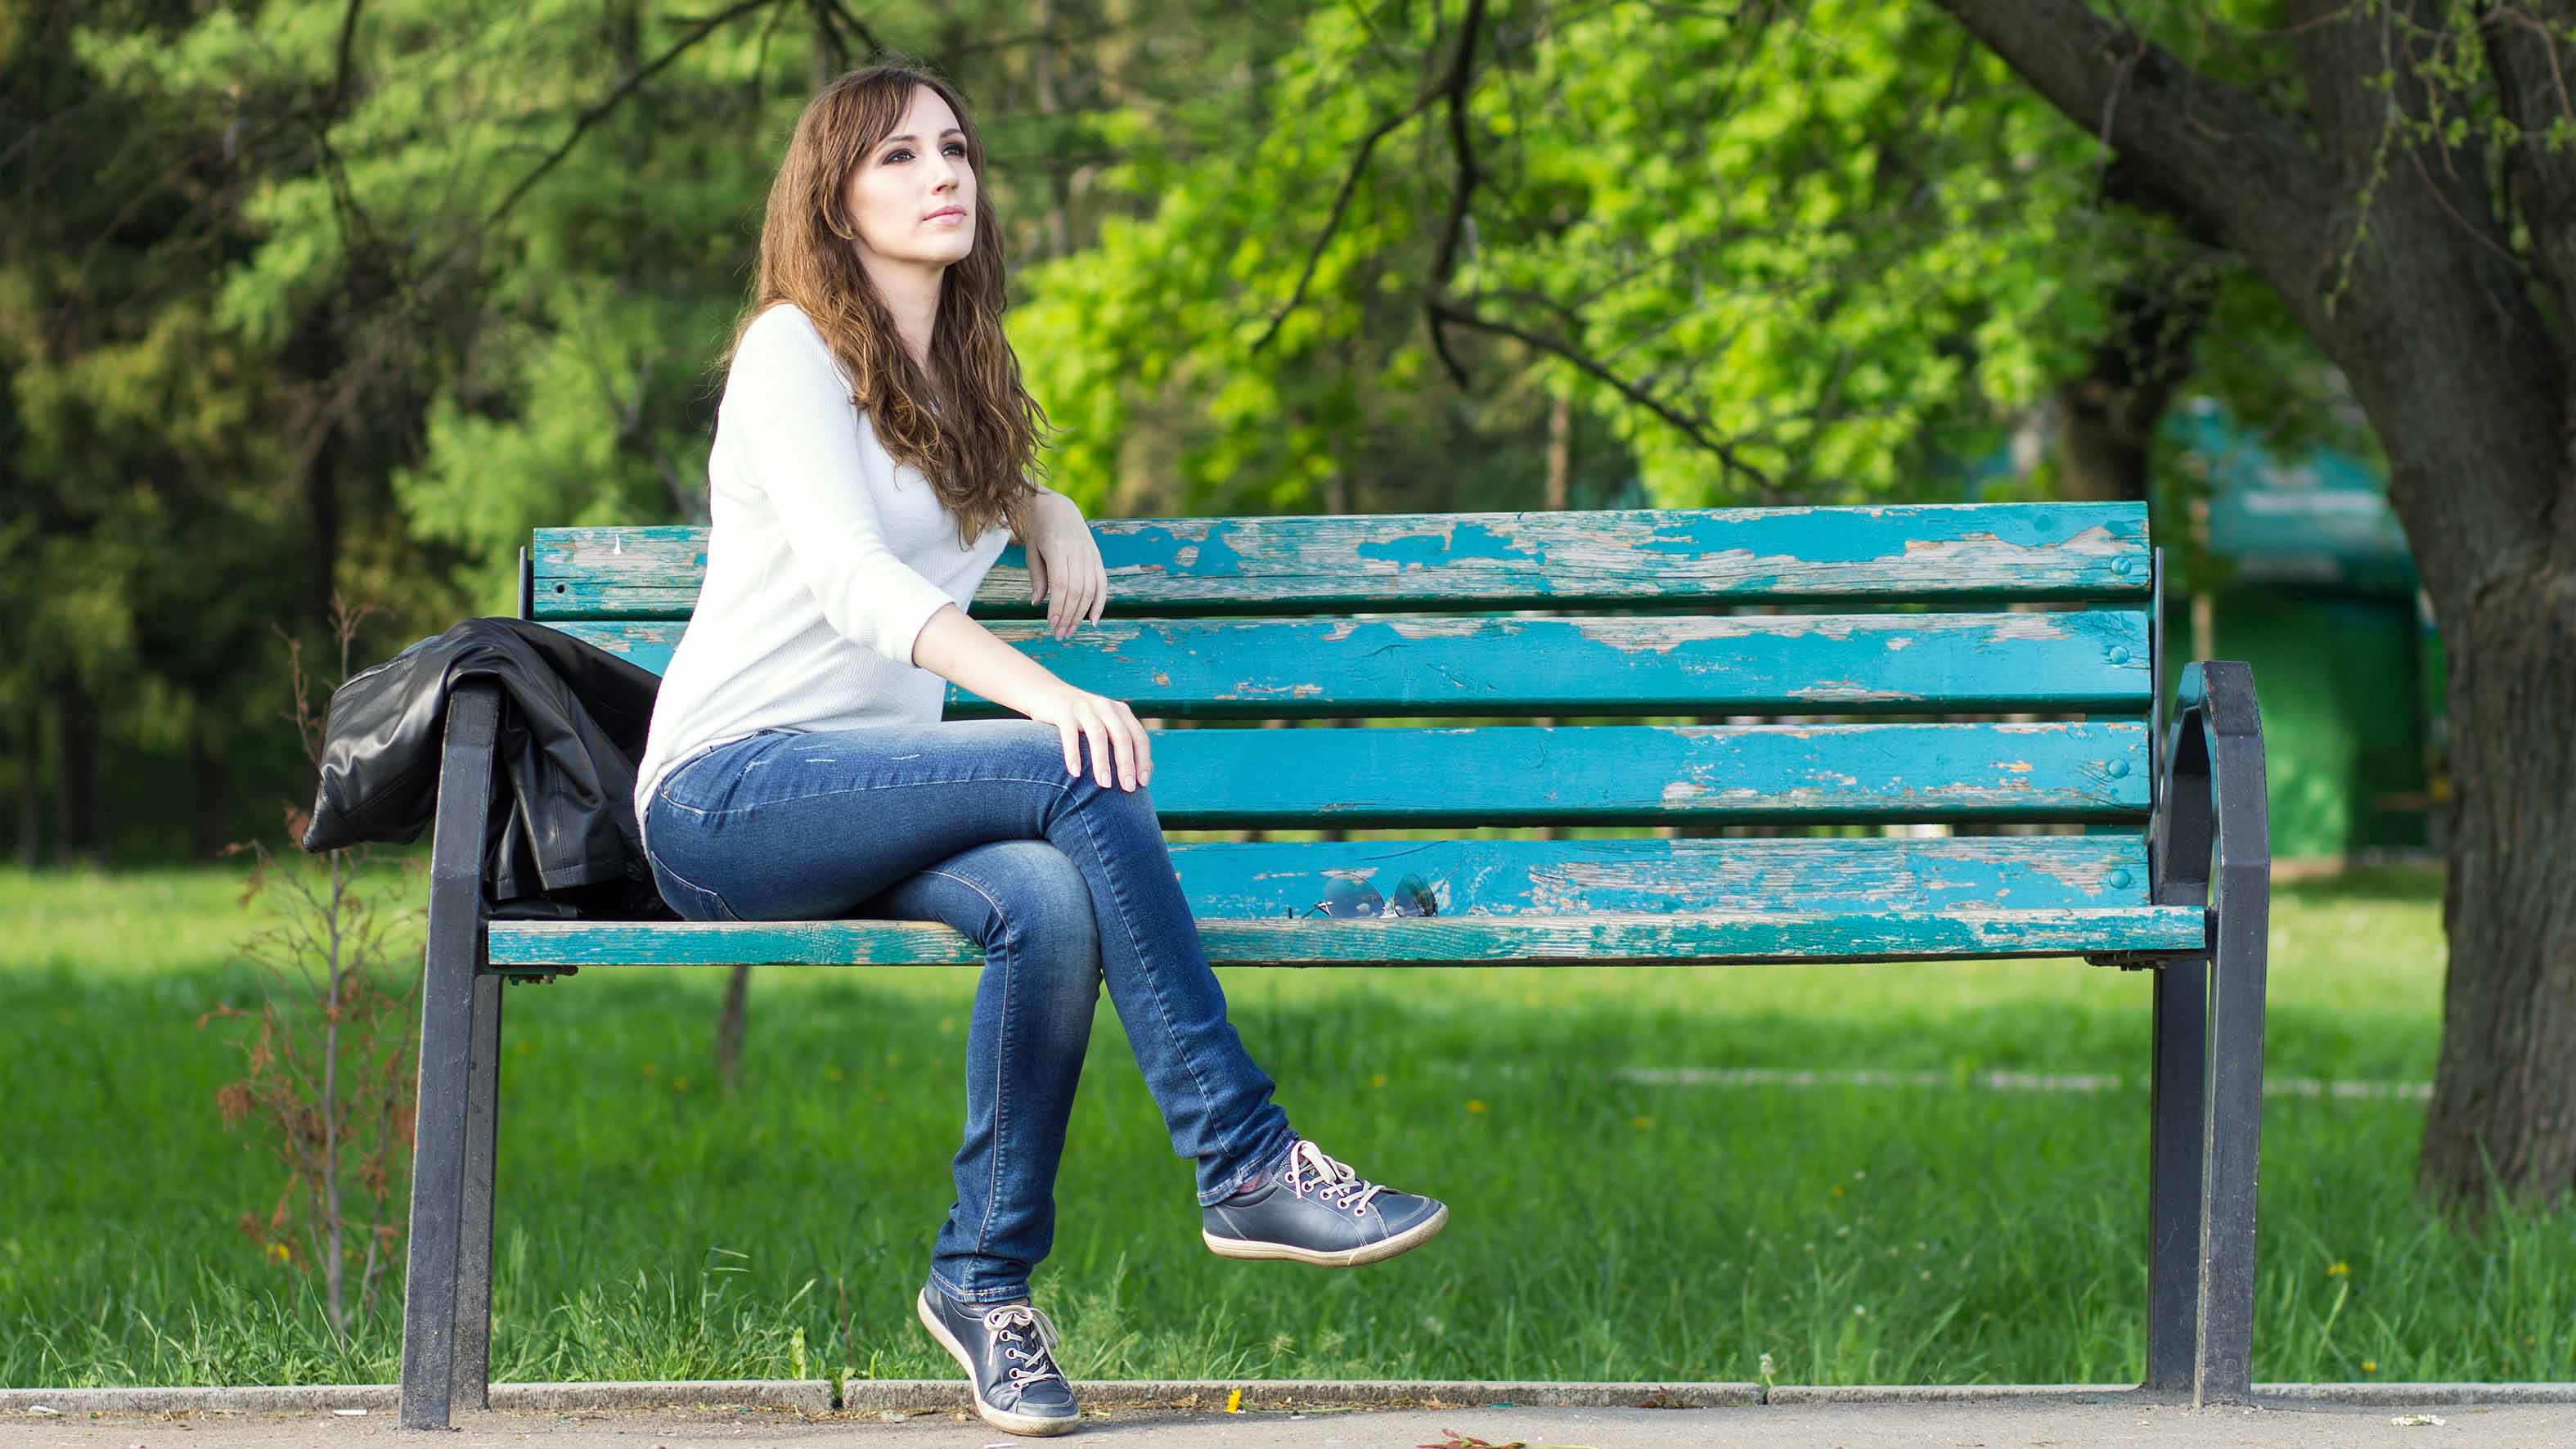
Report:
530,502,2160,921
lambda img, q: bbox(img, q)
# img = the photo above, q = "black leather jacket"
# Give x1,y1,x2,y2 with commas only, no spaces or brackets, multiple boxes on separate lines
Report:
300,616,676,920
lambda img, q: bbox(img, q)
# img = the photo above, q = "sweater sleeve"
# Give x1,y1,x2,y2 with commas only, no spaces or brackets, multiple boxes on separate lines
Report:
721,309,964,667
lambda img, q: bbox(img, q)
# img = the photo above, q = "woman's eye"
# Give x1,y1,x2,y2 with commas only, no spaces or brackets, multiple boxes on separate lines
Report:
884,143,968,164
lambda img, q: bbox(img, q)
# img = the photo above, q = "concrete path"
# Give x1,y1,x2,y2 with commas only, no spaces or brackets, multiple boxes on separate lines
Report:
8,1391,2573,1449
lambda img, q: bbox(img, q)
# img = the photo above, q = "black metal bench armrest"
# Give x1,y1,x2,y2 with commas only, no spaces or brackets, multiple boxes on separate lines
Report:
2087,660,2268,970
2151,661,2269,923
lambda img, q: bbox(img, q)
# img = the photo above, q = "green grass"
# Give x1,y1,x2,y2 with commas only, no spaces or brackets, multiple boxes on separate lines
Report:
5,859,2570,1389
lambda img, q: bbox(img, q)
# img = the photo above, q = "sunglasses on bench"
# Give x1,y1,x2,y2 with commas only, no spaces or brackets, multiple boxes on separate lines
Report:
1289,871,1437,919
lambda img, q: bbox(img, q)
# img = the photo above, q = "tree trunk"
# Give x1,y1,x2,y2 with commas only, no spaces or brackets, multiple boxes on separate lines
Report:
1544,391,1571,511
2056,274,2209,502
2417,571,2576,1206
1032,0,1075,262
190,718,232,861
1934,0,2576,1210
715,962,751,1089
12,697,38,867
52,677,104,867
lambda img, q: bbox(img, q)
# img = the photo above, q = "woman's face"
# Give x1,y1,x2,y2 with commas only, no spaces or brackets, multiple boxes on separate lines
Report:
841,83,976,272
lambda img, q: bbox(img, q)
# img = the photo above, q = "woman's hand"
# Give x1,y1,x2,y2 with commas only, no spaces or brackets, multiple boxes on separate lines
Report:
1023,491,1104,641
1024,684,1153,791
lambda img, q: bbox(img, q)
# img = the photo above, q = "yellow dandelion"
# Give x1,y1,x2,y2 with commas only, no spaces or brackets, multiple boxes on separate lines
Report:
2326,1261,2349,1277
641,1062,657,1075
827,1066,845,1082
939,1017,956,1033
673,1077,690,1092
1631,1115,1652,1130
1370,1073,1387,1089
2362,1359,2377,1374
267,1242,290,1263
1466,1100,1486,1114
1831,1183,1845,1197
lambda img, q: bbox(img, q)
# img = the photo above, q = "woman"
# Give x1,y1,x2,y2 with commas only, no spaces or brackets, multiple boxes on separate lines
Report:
632,61,1447,1438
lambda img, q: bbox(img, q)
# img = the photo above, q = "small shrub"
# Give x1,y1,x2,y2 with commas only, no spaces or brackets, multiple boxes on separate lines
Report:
200,596,425,1334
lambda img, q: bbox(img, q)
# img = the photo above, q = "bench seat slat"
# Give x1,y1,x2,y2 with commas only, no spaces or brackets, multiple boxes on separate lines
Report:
531,502,2150,619
1162,834,2153,916
489,906,2205,969
1104,721,2147,826
548,608,2152,717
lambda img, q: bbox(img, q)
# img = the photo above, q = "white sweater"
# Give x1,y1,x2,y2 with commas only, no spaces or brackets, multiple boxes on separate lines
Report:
632,302,1020,844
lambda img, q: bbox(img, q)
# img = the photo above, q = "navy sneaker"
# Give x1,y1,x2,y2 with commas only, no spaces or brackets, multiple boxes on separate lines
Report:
914,1280,1081,1436
1201,1139,1448,1267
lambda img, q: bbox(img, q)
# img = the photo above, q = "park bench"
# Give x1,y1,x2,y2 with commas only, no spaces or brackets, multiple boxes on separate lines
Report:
397,500,2267,1429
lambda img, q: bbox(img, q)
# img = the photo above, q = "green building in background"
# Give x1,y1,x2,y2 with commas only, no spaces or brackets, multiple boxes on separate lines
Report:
1963,399,2443,865
2162,401,2443,864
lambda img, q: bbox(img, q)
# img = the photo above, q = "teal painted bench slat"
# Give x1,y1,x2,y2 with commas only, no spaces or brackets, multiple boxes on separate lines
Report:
531,502,2152,619
533,833,2165,922
547,606,2154,717
810,719,2150,827
1158,833,2160,914
398,501,2271,1429
491,907,2213,972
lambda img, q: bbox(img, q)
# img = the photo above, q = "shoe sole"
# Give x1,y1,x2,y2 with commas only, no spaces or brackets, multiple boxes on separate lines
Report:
1202,1201,1449,1267
914,1287,1082,1437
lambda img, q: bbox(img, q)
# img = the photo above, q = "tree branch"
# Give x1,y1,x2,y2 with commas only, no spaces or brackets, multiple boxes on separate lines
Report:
1931,0,2334,327
805,0,887,70
1424,294,1780,497
480,0,784,232
329,0,366,116
1938,0,2570,591
1420,0,1490,392
2479,2,2576,349
1248,75,1452,354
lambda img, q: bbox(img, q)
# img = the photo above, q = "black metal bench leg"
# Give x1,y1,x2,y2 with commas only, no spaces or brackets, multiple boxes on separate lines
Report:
400,681,501,1431
452,971,505,1411
2145,660,2268,1407
2195,871,2269,1405
2143,955,2208,1394
2143,661,2269,1406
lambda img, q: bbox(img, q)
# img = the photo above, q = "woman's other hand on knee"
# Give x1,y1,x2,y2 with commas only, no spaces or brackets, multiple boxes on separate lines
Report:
1024,685,1151,792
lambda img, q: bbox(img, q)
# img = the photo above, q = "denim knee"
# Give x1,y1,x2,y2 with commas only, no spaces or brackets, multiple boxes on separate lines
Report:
970,840,1104,998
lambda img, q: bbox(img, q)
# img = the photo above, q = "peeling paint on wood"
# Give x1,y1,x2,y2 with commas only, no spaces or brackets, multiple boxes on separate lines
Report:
1117,722,2149,827
513,502,2183,970
531,502,2151,619
540,608,2151,718
491,904,2205,970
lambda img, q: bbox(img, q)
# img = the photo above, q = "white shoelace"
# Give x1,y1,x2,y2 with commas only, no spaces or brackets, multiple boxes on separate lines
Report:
980,1303,1066,1389
1279,1140,1388,1217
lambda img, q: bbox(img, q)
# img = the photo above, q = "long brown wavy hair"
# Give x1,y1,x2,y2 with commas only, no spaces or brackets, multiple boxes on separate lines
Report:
721,61,1058,551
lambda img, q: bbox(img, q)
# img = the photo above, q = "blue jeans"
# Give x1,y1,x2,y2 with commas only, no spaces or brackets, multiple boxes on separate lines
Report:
638,717,1301,1305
